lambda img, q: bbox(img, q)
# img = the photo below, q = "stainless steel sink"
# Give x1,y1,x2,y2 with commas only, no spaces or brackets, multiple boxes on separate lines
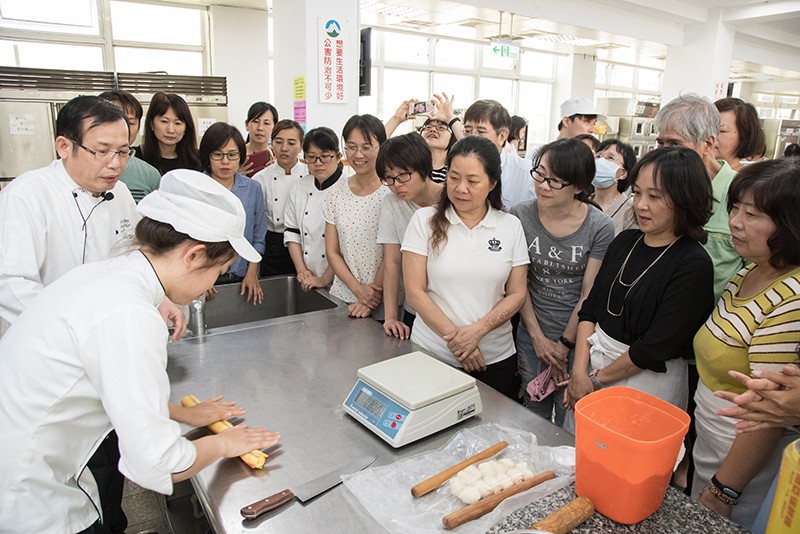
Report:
201,276,339,330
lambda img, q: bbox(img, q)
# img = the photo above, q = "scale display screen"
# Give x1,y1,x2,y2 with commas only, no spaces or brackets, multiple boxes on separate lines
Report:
344,379,409,441
355,390,386,418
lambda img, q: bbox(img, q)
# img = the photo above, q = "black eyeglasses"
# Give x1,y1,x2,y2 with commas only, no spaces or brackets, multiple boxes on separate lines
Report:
421,124,449,133
305,154,337,164
380,172,414,187
530,168,569,190
210,151,241,161
72,140,134,161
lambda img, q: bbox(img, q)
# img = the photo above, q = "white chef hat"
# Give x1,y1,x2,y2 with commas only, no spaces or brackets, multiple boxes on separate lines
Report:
560,97,606,120
137,169,261,263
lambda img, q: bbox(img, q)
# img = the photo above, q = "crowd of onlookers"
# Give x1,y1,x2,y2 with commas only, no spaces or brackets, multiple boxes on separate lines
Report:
0,87,799,533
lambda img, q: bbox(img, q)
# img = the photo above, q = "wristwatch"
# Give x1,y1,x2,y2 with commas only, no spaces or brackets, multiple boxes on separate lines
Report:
588,368,605,390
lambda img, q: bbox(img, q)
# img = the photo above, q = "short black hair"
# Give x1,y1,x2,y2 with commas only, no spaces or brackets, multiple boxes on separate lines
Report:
198,122,246,173
784,143,800,158
98,90,144,121
142,92,199,171
715,97,766,159
629,147,712,243
421,117,457,152
534,138,596,205
463,99,511,135
509,115,527,142
558,114,597,131
727,157,800,269
375,132,433,180
56,95,128,146
303,126,339,154
271,119,304,143
246,101,278,124
342,114,387,146
597,139,637,193
575,133,600,152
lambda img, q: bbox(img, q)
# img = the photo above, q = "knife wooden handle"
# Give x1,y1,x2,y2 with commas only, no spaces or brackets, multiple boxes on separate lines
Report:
442,470,556,530
411,440,508,498
240,489,296,520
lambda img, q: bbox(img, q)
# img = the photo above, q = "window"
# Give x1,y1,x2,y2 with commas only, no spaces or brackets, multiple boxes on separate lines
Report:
0,39,103,70
0,0,96,33
608,64,634,87
432,72,474,105
110,1,202,46
434,39,474,69
382,68,429,120
518,81,551,146
637,69,661,92
520,51,554,77
482,45,515,71
114,47,203,76
383,32,428,65
479,77,513,105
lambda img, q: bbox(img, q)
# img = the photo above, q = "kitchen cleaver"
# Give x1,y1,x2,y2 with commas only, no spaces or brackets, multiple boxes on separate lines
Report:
240,454,377,520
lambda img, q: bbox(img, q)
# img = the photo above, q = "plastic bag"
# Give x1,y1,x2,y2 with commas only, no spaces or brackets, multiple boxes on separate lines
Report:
342,423,575,534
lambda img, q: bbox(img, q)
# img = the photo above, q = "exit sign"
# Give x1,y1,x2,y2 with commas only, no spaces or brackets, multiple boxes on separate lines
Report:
489,39,519,60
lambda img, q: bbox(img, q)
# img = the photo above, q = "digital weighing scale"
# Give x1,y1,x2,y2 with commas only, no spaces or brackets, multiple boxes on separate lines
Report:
343,351,482,447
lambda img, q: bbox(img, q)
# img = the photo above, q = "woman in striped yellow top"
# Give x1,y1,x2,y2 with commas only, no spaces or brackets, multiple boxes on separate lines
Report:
692,157,800,529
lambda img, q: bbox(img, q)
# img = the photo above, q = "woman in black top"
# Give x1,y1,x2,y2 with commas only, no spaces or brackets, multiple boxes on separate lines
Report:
141,92,201,175
565,147,715,424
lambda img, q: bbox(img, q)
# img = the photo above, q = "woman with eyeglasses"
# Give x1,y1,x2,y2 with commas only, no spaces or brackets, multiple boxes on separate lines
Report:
199,123,266,304
324,115,389,318
592,139,638,235
241,101,278,177
253,120,307,277
376,133,443,340
402,136,529,398
564,147,715,427
510,139,615,426
284,127,346,291
141,92,200,175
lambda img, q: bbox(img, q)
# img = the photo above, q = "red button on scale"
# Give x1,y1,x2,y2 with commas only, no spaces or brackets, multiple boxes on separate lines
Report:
391,422,397,429
395,414,401,420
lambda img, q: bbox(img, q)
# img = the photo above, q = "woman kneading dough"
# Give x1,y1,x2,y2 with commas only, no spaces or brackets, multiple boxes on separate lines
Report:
0,169,280,534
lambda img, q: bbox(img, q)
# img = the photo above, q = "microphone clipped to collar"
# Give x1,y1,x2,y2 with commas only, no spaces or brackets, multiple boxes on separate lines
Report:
72,188,115,264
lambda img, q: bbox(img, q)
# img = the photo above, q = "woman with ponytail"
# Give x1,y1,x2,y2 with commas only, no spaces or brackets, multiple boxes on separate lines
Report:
510,138,615,426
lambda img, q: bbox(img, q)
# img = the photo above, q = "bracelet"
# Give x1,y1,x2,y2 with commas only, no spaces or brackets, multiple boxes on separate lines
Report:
711,475,741,499
705,482,738,506
558,335,576,350
448,116,461,129
588,368,605,390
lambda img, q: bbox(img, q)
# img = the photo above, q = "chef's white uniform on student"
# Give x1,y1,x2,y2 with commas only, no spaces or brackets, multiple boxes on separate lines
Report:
0,251,195,534
0,160,137,332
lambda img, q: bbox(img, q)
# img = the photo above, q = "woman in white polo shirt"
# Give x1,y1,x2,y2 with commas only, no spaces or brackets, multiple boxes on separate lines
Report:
402,136,529,397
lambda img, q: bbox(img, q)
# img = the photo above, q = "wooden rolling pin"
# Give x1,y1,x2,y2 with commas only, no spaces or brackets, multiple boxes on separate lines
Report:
530,496,594,534
442,470,556,530
411,440,508,498
180,394,268,469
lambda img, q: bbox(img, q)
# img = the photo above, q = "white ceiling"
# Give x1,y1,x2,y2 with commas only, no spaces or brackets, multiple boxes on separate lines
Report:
174,0,800,85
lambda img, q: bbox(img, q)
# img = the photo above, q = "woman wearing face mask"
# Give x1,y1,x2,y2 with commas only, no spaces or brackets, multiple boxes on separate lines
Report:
325,115,390,318
593,139,638,235
510,138,615,426
200,123,266,304
241,102,278,177
376,133,443,340
284,127,345,291
253,120,308,277
141,92,201,175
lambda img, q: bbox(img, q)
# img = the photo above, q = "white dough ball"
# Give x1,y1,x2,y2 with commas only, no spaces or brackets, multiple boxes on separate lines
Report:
457,470,479,484
463,465,481,478
515,461,528,471
522,468,535,480
477,462,495,477
506,468,525,484
474,479,492,499
482,474,498,487
498,458,515,469
458,486,481,505
497,474,513,490
448,477,466,495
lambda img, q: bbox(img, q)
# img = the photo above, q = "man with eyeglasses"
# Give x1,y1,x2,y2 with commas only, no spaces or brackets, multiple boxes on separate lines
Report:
462,99,535,209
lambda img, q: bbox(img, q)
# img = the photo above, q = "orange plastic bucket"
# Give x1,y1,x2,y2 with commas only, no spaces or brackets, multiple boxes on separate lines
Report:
574,386,690,524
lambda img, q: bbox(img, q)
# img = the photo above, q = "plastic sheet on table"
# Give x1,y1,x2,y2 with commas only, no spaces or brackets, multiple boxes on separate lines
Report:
342,423,576,534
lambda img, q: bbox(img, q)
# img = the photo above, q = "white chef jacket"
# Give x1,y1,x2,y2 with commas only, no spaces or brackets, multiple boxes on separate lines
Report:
0,251,196,534
283,173,338,277
253,161,308,233
0,160,138,331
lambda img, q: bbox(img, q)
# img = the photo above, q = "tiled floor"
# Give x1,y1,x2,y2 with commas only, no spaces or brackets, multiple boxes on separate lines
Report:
122,479,212,534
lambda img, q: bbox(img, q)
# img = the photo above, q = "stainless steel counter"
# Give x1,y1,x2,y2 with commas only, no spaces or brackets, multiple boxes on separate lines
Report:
166,289,574,533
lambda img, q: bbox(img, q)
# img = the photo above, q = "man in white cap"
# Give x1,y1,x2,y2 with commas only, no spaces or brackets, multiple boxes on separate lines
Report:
0,169,280,534
556,97,605,140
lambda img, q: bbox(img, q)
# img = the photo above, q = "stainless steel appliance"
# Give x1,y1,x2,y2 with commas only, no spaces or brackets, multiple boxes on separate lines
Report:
0,67,116,182
762,118,800,159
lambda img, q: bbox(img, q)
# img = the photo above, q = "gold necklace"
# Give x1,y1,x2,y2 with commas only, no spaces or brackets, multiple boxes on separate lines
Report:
606,234,679,317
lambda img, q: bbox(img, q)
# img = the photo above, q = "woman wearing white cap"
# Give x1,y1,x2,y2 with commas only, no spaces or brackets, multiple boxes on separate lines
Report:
0,169,281,534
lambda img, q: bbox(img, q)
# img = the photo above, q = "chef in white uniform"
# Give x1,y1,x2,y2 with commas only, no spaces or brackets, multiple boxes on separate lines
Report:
0,96,139,335
0,169,281,534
